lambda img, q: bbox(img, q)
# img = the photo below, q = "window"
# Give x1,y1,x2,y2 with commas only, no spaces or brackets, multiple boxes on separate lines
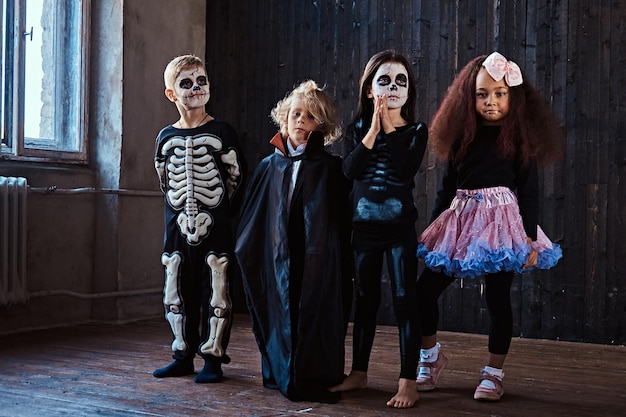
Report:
1,0,90,163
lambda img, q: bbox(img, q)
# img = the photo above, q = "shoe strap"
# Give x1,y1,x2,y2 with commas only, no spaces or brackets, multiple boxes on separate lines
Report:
479,372,503,390
417,360,435,378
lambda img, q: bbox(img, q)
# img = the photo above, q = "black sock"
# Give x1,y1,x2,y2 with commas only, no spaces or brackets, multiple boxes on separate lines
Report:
153,358,194,378
194,359,223,383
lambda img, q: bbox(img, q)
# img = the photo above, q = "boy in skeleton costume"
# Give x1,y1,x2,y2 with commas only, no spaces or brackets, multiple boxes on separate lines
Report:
153,55,246,383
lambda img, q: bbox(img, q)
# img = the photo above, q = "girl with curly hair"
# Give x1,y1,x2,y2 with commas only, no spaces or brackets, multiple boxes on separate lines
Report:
415,52,563,402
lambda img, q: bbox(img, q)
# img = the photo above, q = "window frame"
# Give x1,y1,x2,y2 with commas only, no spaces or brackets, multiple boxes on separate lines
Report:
1,0,90,164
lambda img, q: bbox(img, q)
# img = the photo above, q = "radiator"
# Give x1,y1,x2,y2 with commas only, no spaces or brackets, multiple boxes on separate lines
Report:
0,176,28,305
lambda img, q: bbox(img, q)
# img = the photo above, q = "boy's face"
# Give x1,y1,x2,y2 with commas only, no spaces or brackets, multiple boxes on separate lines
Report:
166,66,210,110
287,97,320,148
368,62,409,109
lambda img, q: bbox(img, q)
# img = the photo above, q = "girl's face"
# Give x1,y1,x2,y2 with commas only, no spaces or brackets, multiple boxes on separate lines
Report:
169,66,210,110
287,98,321,148
368,62,409,109
475,67,510,125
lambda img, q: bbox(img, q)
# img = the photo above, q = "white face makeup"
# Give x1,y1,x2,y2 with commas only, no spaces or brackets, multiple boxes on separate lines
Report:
369,62,409,109
172,67,210,110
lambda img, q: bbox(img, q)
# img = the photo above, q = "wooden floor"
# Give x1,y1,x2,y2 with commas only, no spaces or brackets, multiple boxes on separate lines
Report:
0,314,624,417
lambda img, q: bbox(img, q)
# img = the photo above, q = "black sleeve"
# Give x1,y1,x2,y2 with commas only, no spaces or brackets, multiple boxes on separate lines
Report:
219,123,248,218
154,129,168,193
341,123,372,179
385,122,428,179
431,160,458,221
515,158,539,240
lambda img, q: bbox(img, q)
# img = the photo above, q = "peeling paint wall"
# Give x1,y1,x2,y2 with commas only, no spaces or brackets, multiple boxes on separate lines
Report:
0,0,207,333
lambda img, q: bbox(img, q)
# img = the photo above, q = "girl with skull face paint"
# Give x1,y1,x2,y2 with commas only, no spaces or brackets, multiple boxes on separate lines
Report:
330,50,428,409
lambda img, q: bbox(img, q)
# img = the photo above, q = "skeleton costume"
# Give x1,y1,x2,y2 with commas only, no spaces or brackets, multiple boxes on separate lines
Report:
341,118,428,381
154,118,245,380
235,131,353,403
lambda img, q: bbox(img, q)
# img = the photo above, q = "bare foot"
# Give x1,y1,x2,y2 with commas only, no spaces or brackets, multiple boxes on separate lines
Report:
328,370,368,392
386,378,419,408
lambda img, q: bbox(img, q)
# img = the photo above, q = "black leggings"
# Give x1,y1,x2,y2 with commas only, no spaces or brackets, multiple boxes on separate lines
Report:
416,268,514,355
351,225,420,380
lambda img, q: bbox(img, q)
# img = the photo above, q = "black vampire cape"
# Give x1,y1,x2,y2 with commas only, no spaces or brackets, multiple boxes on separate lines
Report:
235,132,353,403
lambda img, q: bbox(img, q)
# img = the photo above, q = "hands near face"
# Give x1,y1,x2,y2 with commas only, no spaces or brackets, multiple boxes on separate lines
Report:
361,94,399,149
362,95,395,149
372,94,395,134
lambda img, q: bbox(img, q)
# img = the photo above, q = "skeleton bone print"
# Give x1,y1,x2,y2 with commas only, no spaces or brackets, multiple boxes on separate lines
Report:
161,133,233,245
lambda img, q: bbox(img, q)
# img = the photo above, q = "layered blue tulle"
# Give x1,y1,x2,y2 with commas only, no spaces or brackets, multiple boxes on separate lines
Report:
418,240,562,279
416,186,563,279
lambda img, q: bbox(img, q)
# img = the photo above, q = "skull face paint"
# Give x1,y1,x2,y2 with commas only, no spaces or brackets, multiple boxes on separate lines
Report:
172,67,210,110
178,75,208,90
369,62,409,109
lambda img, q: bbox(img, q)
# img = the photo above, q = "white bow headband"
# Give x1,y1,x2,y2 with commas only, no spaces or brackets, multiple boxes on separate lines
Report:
482,52,523,87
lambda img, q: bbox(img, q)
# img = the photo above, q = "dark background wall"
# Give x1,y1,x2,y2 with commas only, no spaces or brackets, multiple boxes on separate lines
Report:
206,0,625,344
1,0,623,346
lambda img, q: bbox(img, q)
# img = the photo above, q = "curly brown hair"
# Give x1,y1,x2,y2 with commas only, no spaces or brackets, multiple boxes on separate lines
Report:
270,80,342,144
430,54,563,166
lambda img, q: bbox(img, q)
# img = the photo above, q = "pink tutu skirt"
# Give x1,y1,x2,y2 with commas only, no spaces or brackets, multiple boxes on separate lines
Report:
417,186,562,278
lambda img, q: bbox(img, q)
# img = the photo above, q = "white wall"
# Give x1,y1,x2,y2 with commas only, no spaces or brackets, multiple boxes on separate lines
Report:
0,0,207,333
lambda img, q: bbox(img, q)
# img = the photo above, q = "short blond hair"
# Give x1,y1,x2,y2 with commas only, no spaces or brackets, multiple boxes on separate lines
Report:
163,54,206,90
270,80,341,144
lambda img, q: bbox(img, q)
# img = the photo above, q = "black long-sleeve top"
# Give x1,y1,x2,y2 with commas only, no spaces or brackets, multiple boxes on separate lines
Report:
431,126,539,240
342,118,428,225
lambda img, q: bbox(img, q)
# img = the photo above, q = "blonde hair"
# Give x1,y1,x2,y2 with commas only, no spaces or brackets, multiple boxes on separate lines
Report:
270,80,341,144
163,54,206,90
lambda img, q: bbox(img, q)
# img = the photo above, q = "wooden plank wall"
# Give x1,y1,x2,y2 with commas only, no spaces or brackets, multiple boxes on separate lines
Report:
205,1,626,345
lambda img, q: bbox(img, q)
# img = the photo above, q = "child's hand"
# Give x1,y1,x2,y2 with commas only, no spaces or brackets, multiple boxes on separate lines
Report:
377,95,395,134
363,95,392,149
370,95,384,132
523,237,538,268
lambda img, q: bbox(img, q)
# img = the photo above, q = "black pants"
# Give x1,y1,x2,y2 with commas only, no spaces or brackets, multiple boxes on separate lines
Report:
416,268,514,355
163,209,234,363
351,223,420,380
